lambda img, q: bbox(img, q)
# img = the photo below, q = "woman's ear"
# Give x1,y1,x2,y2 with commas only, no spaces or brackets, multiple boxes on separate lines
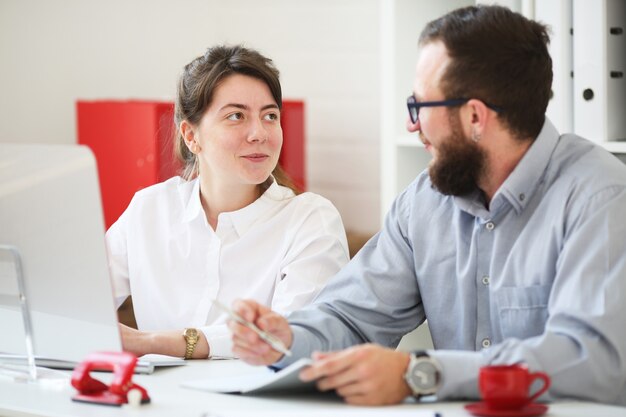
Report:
180,121,201,154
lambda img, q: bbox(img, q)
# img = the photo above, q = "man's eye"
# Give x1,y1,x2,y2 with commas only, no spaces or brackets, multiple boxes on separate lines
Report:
227,112,244,121
264,112,279,121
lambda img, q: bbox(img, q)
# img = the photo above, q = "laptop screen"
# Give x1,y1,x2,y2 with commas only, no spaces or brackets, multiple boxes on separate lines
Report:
0,143,122,362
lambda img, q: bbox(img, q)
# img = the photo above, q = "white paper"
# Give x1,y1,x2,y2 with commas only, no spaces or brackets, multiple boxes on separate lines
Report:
182,358,315,394
0,352,185,375
138,353,186,367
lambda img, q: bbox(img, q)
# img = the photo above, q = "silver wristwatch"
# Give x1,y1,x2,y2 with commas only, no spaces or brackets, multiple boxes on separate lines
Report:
404,351,442,398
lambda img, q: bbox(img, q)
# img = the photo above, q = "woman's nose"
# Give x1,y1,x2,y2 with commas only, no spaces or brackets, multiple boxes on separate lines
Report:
248,118,269,142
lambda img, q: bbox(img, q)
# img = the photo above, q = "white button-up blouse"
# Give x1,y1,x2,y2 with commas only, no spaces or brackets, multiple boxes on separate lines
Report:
105,176,349,357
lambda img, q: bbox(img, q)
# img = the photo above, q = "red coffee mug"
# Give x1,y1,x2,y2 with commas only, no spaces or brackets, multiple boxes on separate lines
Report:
479,364,550,410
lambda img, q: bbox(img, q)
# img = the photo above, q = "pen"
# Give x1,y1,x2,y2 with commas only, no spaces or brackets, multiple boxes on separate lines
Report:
211,299,292,357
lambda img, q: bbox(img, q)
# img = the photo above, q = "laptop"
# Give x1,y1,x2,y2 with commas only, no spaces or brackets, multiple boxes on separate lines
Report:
0,143,184,374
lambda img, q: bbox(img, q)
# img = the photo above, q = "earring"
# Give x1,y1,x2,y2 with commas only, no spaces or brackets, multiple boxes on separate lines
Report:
471,129,481,142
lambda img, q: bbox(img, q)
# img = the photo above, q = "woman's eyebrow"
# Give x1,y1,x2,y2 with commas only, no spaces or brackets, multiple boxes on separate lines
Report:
219,103,279,112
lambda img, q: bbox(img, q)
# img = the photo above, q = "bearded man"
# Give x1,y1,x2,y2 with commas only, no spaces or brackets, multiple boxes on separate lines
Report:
229,5,626,407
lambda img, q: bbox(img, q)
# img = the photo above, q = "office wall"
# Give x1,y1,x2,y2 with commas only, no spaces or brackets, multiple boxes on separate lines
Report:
0,0,381,234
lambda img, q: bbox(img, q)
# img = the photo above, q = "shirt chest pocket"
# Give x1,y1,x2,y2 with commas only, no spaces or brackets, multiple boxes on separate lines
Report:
494,284,551,340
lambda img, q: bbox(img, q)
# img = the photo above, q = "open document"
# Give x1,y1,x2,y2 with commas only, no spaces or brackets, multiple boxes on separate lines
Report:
182,358,315,394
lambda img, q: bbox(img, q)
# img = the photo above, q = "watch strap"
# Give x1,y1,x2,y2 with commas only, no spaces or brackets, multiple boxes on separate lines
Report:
183,328,199,359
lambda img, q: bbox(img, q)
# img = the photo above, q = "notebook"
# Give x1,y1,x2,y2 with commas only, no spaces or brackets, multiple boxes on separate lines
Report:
182,358,315,394
0,143,184,374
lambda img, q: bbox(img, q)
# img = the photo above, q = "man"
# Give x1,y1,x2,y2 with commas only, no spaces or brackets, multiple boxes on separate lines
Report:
230,5,626,406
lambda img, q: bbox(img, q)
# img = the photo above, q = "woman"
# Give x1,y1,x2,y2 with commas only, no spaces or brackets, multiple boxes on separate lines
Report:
105,45,349,359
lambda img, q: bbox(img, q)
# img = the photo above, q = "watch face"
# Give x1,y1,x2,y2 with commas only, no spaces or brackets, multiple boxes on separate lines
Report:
411,360,438,390
184,328,199,340
406,356,440,396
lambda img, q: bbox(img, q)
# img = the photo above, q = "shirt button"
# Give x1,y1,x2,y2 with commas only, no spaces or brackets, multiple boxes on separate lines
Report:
485,222,495,231
482,276,490,285
482,338,491,348
519,193,525,201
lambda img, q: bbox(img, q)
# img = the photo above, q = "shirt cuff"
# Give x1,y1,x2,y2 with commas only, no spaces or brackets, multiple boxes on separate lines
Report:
200,324,236,359
429,349,484,400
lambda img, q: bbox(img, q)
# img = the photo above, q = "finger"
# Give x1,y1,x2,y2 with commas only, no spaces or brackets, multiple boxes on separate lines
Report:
343,393,377,406
232,346,272,365
316,362,364,391
232,342,281,366
232,299,259,322
311,351,335,360
335,380,369,398
228,320,261,342
230,329,272,356
256,312,288,333
300,350,356,381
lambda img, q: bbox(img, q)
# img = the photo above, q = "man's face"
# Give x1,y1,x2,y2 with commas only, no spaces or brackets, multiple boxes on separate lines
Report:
408,41,485,196
427,110,485,196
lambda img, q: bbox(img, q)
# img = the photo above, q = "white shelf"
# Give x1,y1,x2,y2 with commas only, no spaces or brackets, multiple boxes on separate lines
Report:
601,141,626,154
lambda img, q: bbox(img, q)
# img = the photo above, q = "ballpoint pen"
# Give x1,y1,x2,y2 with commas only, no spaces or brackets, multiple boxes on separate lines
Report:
211,299,292,357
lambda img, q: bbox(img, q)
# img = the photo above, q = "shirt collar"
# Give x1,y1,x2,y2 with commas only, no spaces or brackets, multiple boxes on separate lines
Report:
179,176,295,236
181,177,203,223
454,117,560,218
228,176,294,237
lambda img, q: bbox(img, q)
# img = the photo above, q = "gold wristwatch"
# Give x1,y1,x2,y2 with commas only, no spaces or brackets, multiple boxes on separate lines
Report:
183,328,199,359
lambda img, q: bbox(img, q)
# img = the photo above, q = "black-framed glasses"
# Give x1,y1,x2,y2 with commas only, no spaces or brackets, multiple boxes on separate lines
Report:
406,95,503,124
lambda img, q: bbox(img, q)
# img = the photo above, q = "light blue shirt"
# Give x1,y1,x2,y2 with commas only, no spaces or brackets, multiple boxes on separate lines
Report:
279,119,626,405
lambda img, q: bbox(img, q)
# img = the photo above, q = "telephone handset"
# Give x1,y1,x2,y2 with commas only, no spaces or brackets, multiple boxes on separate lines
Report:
71,351,150,406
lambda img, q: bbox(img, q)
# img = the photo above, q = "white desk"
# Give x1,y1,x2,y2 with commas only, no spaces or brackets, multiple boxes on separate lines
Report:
1,360,624,417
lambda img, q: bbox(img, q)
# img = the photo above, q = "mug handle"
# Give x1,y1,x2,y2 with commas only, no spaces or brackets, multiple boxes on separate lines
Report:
528,372,551,403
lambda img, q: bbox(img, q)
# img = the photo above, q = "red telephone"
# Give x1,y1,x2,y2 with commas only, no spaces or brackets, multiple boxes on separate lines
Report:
71,351,150,406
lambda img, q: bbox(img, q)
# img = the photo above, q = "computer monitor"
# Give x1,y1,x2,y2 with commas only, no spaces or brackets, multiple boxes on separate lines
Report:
0,143,121,363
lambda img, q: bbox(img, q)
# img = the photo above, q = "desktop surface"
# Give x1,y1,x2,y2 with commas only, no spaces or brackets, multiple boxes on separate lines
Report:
1,359,624,417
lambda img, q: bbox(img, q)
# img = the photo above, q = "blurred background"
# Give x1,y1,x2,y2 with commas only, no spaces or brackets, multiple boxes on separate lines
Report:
0,0,381,238
2,0,624,248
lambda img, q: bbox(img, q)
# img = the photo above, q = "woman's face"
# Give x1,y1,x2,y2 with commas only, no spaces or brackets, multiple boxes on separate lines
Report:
188,73,282,189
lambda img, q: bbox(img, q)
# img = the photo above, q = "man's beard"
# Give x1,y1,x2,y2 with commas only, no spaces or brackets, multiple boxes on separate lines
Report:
427,112,486,196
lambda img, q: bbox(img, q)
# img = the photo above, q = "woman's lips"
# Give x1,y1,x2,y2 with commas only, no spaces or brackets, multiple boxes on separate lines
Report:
242,153,269,162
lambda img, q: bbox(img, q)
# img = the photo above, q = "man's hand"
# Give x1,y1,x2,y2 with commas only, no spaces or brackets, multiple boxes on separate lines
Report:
229,299,293,365
299,344,412,405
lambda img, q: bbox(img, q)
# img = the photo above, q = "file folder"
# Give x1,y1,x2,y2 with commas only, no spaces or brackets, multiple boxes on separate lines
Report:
536,0,574,134
573,0,626,142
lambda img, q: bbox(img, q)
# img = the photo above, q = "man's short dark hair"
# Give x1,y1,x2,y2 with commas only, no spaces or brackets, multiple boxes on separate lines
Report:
420,5,553,140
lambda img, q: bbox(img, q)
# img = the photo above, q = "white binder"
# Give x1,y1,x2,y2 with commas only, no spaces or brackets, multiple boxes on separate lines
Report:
573,0,626,142
536,0,574,134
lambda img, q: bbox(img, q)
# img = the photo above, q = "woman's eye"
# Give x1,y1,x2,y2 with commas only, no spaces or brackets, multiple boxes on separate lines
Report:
227,112,244,121
263,112,279,121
